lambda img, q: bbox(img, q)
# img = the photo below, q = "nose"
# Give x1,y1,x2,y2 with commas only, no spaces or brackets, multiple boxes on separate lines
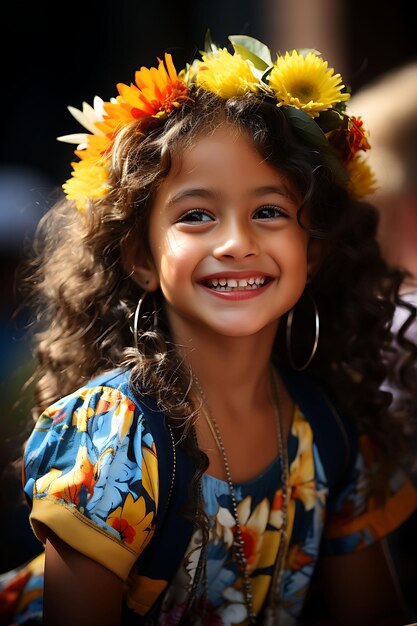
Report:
212,216,259,260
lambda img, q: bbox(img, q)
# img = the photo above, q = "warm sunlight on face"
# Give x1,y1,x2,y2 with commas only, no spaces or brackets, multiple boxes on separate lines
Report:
148,124,310,343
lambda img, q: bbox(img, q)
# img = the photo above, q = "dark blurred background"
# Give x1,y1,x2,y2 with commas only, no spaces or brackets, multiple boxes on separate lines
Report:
2,0,416,196
0,0,416,601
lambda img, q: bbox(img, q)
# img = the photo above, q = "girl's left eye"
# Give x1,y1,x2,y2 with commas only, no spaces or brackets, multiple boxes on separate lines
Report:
254,205,288,220
177,210,214,224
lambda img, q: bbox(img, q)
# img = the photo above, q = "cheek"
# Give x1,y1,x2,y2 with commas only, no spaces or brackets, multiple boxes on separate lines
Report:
277,231,309,273
151,231,198,289
276,235,309,310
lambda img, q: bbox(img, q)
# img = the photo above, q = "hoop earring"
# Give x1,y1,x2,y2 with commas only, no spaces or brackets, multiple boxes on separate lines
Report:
131,291,158,350
286,292,319,371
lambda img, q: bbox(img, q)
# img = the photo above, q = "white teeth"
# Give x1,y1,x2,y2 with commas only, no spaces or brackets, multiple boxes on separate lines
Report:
206,276,267,291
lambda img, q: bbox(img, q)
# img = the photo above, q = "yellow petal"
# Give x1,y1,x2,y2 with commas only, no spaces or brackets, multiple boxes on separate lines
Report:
237,495,252,525
246,497,270,534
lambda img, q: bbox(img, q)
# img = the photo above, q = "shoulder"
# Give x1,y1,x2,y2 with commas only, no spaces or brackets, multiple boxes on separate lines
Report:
23,368,167,578
84,367,137,398
23,367,155,484
23,368,168,486
27,368,160,440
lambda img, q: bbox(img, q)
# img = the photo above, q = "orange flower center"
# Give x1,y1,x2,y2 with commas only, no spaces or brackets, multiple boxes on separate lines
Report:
234,526,259,565
110,518,136,544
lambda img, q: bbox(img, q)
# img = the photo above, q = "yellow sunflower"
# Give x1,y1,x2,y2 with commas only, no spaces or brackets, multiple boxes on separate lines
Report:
196,47,259,98
346,156,378,198
62,158,109,213
268,50,350,118
288,409,316,512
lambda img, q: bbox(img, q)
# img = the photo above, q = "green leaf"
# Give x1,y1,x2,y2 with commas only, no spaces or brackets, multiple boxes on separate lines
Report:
334,96,349,115
316,110,344,133
231,43,269,71
229,34,272,67
283,107,348,186
261,65,273,84
283,106,328,147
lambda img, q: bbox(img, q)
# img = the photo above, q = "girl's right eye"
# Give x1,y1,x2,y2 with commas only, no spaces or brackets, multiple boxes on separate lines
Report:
177,210,214,224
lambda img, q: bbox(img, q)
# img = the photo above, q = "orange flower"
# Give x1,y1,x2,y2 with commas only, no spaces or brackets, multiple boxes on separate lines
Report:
270,488,285,529
216,496,270,572
34,445,96,507
287,544,314,571
272,490,284,511
327,115,371,162
117,53,189,120
75,133,113,161
347,116,371,158
107,493,155,552
60,54,189,211
109,517,136,544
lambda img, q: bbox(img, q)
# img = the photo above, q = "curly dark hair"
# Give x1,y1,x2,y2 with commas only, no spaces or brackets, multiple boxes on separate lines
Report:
21,89,417,520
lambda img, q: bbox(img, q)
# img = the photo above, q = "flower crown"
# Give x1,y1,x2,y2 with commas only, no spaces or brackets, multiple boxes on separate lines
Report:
58,33,376,212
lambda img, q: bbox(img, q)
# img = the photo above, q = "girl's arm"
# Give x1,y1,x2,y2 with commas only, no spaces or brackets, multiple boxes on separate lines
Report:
304,539,409,626
44,530,124,626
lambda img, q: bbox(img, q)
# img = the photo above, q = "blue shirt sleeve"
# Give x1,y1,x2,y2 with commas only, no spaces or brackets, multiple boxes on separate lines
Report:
23,384,159,579
322,433,417,555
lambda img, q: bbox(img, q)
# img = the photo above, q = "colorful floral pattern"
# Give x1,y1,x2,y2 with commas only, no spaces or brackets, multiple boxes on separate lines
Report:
3,371,416,625
24,384,159,560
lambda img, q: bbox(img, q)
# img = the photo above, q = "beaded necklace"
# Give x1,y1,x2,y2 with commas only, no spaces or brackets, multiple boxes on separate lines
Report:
194,368,289,625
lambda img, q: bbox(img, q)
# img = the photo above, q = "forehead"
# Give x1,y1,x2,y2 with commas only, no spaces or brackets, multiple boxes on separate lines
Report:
157,123,298,201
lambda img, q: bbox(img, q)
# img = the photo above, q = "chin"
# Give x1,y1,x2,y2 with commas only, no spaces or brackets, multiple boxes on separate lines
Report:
212,322,275,338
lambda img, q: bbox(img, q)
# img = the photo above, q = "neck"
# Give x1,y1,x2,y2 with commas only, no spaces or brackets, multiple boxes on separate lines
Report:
170,318,279,418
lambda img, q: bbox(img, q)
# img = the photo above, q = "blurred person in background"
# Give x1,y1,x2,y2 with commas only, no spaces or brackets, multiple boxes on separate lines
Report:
0,164,53,573
349,60,417,620
349,62,417,295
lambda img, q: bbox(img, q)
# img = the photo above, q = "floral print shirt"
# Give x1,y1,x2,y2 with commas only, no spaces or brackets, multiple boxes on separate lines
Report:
9,368,417,625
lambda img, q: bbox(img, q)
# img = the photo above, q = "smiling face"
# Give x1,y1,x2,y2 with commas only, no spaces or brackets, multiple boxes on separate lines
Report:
141,124,310,343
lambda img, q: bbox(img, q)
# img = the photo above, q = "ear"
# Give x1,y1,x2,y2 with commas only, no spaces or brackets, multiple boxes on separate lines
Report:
120,239,159,292
307,237,323,282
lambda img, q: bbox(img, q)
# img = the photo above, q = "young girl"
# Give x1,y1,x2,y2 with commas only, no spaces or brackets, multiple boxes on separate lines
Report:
2,33,417,626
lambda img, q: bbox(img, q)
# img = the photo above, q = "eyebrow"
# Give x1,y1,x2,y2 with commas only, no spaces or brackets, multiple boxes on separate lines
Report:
250,185,296,201
168,184,296,205
168,188,215,205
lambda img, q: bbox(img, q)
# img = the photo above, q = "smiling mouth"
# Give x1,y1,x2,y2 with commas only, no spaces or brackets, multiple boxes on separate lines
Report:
203,276,271,291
